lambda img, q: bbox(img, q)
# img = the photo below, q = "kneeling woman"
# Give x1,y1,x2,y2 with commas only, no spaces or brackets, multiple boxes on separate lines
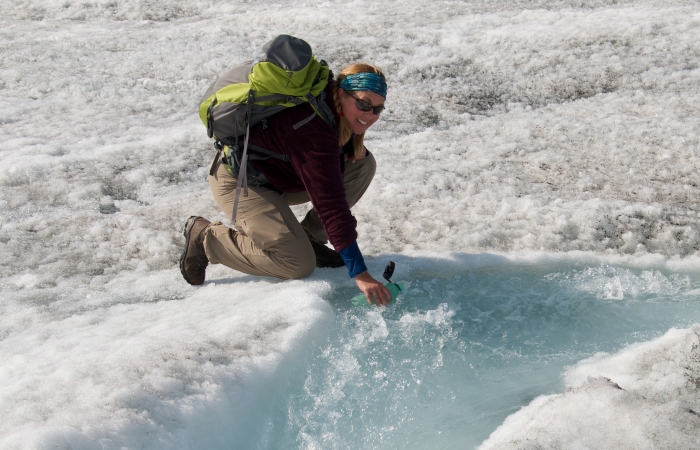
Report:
180,64,392,306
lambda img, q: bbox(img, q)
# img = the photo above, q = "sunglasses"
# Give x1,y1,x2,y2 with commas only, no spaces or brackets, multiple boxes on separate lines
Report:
346,91,385,115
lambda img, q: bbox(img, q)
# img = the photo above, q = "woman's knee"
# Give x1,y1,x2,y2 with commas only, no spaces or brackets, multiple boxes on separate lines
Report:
274,239,316,279
362,149,377,177
287,257,316,279
349,150,376,187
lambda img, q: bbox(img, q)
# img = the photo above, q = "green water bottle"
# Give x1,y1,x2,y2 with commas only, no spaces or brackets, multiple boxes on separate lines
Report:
350,262,404,306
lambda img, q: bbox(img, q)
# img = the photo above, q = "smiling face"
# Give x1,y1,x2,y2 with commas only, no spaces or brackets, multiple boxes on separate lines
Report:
338,88,385,135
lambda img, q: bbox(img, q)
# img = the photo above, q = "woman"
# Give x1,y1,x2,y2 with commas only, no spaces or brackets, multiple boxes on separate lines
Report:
180,64,392,306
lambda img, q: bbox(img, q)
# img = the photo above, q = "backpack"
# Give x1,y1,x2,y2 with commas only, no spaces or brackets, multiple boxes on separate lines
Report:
198,35,336,222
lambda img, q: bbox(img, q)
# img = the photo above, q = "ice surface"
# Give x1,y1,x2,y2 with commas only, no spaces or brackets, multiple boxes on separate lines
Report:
0,270,333,448
480,326,700,449
3,0,700,448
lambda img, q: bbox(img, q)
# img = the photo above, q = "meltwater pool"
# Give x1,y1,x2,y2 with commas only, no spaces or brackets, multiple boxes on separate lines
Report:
232,258,700,449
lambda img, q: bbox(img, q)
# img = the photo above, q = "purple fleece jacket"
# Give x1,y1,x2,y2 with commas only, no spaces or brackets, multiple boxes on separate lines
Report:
245,80,357,253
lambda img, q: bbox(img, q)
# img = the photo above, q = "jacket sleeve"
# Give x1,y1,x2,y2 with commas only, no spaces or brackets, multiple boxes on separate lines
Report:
339,241,368,278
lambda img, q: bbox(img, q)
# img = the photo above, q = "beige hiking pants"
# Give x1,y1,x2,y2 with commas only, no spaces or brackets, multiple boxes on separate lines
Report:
203,152,376,280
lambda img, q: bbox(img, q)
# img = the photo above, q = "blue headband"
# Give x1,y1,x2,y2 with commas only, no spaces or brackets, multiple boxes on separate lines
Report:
338,72,387,99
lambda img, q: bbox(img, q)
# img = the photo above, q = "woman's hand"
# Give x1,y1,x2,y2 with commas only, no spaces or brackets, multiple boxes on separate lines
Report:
354,271,392,306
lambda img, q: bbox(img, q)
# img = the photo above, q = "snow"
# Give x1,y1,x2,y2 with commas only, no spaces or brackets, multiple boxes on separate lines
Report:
2,0,700,448
480,326,700,449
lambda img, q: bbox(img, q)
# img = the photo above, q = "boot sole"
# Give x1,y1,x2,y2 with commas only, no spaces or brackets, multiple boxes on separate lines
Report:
179,216,200,285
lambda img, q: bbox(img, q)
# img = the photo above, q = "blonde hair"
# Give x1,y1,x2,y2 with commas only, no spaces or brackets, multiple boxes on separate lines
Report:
333,63,386,158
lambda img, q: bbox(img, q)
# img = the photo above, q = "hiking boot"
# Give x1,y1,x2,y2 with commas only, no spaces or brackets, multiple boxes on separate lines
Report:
305,229,345,268
180,216,211,285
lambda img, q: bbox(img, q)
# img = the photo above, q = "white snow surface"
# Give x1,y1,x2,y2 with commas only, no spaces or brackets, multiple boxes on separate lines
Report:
480,326,700,449
2,0,700,448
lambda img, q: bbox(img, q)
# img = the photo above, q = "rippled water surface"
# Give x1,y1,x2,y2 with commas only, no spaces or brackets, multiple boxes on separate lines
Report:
252,262,700,449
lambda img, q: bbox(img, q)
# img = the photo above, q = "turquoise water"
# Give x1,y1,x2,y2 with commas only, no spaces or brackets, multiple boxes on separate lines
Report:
251,260,700,449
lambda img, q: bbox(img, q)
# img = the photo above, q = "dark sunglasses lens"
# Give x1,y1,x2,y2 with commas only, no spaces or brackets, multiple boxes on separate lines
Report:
355,99,384,115
355,99,372,112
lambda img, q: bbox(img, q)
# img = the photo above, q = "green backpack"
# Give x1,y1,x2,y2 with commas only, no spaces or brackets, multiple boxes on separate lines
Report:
198,35,336,222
